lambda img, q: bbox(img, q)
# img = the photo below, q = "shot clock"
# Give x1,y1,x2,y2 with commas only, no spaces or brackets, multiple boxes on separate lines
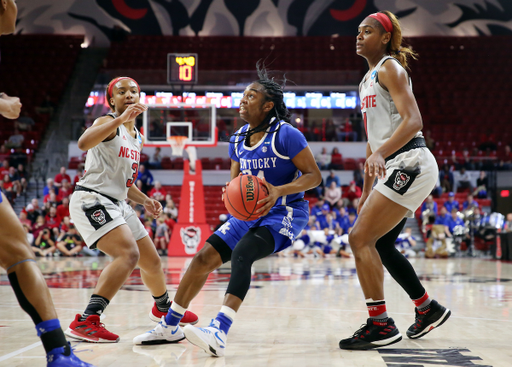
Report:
167,53,198,84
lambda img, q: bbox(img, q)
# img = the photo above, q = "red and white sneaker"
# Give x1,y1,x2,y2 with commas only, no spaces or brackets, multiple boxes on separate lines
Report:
65,314,120,343
149,302,199,326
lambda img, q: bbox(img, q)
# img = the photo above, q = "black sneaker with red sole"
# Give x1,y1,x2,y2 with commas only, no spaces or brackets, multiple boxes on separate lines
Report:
407,299,451,339
339,318,402,350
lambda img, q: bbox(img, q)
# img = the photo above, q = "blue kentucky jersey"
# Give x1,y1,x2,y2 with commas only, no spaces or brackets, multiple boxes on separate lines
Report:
230,119,308,206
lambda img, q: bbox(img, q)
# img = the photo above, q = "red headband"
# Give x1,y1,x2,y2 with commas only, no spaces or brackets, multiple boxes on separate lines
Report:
107,77,141,99
368,13,393,33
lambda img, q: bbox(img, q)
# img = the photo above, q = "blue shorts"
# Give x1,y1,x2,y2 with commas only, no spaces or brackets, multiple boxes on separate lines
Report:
214,200,309,254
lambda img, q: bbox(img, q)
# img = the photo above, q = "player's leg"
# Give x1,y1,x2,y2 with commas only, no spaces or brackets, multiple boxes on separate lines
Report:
135,235,198,326
0,194,95,366
376,219,451,339
183,227,276,357
339,190,408,350
66,224,139,343
133,241,225,345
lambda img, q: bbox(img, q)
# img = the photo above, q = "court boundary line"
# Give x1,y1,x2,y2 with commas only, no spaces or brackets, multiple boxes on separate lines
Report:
0,342,41,362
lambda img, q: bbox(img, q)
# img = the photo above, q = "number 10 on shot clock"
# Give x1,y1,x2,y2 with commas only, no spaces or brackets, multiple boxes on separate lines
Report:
167,53,198,84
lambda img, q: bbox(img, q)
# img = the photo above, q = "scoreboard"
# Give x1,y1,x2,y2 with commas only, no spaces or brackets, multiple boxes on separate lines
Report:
167,53,198,84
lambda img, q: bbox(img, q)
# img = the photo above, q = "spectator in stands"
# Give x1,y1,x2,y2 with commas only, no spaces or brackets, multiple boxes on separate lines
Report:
435,206,451,226
447,208,465,235
315,147,331,170
148,147,162,169
6,127,24,149
443,192,460,213
310,199,325,217
57,216,72,238
0,159,9,177
329,147,343,169
315,203,331,229
144,218,154,240
16,163,28,193
18,210,31,228
353,162,364,189
32,215,48,241
22,224,34,248
346,212,357,233
26,199,41,224
8,166,21,196
0,144,9,161
56,197,70,219
149,181,166,204
463,194,479,212
333,205,349,234
439,164,454,193
45,206,61,239
54,166,71,188
325,169,340,188
32,228,56,257
59,180,73,199
43,178,58,196
324,181,342,209
421,195,438,215
14,110,35,131
456,167,472,193
136,164,153,194
73,167,83,188
311,175,325,199
2,174,15,203
44,191,61,208
163,198,178,221
35,94,56,116
154,217,170,256
56,224,83,257
458,148,475,170
473,171,488,198
394,227,417,258
344,180,362,204
320,212,340,232
325,119,336,141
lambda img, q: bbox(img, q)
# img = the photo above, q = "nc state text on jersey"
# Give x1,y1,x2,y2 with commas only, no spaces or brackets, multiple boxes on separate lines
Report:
361,94,377,109
118,146,140,161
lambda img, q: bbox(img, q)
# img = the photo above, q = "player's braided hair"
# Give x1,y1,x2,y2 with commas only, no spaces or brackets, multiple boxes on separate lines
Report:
228,61,291,151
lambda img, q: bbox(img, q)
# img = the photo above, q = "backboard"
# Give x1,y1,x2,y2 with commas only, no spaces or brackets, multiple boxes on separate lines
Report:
142,103,217,148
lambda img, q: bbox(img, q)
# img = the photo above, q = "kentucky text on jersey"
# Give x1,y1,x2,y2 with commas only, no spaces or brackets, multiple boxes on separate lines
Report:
361,94,377,109
118,146,140,161
239,157,278,170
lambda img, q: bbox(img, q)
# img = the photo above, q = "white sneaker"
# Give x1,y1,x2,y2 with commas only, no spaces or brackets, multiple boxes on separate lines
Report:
183,319,227,357
133,316,185,345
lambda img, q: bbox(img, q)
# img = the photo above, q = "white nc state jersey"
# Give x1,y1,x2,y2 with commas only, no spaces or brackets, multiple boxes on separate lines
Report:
79,114,142,201
359,55,422,153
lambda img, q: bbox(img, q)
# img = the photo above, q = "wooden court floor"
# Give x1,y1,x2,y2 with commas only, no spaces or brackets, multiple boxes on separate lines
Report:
1,256,511,367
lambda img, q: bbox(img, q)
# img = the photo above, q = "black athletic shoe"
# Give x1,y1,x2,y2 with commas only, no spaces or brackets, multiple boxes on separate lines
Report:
339,318,402,350
406,299,451,339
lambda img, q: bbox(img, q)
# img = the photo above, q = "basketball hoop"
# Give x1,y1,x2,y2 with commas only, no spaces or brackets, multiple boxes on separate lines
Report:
168,135,188,156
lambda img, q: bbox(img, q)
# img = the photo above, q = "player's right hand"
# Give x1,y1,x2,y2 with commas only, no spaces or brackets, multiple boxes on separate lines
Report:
121,102,147,122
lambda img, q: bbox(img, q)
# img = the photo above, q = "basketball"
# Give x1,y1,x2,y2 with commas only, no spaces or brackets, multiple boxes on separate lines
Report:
223,175,269,221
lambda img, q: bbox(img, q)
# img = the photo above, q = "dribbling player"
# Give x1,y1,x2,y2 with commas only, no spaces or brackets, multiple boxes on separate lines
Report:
338,11,450,350
133,63,322,356
0,1,94,365
66,77,197,343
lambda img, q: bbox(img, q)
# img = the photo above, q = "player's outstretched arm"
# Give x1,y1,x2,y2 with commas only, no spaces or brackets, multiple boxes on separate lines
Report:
77,103,147,151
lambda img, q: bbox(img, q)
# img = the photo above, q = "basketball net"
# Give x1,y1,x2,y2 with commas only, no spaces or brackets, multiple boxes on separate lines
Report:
167,135,197,172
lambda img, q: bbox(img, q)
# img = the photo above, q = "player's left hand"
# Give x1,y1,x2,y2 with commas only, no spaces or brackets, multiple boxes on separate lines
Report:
255,178,278,217
144,198,163,218
365,151,386,179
